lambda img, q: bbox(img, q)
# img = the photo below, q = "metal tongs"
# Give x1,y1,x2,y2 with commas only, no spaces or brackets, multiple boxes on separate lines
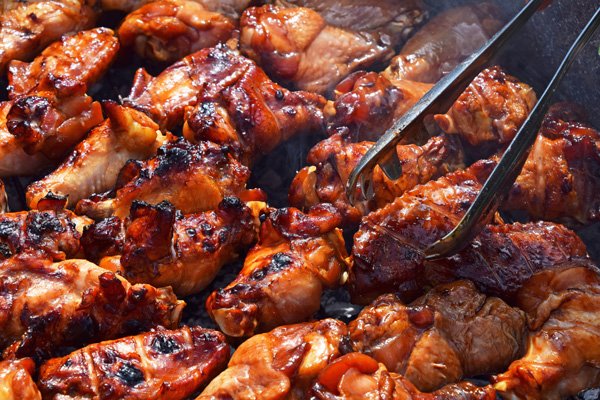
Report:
346,1,600,259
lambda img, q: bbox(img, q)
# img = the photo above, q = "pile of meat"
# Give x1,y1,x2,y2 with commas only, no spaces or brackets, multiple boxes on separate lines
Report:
0,1,599,399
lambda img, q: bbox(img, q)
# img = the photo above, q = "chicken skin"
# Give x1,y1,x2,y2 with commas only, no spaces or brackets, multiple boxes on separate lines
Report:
383,4,502,84
434,67,537,147
26,102,169,210
0,358,41,400
0,206,92,262
38,326,229,400
310,353,496,400
494,266,600,399
0,257,184,360
100,0,252,19
239,5,396,94
75,138,250,220
206,204,348,337
96,197,261,297
4,28,119,165
118,0,236,63
289,132,464,228
0,0,97,74
198,319,347,399
350,158,592,304
349,281,526,392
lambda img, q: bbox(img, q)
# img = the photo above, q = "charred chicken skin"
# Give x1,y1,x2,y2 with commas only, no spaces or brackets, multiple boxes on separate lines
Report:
182,47,326,165
494,266,600,399
0,257,184,360
198,319,347,399
383,4,502,84
206,204,348,337
96,197,261,297
350,158,592,304
0,0,97,74
349,281,526,392
434,66,537,147
0,358,41,400
239,5,396,95
310,353,496,400
38,326,230,400
75,138,250,220
118,0,236,63
289,132,464,228
26,102,169,210
5,27,119,161
0,207,92,262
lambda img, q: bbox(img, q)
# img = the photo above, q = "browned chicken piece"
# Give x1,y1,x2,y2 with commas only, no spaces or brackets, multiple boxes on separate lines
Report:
183,53,326,166
0,0,97,74
383,4,502,83
239,5,396,95
206,204,348,337
309,353,496,400
349,281,526,392
97,197,261,297
100,0,251,19
434,67,537,146
118,0,236,63
26,102,169,210
0,256,184,360
198,319,347,399
0,206,92,262
289,132,464,228
330,71,433,141
504,103,600,224
0,358,41,400
274,0,427,45
75,138,250,220
494,266,600,399
5,28,119,161
38,326,229,400
0,179,7,212
350,158,593,304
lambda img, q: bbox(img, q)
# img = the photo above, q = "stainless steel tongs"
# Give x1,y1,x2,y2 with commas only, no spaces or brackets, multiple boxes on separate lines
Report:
345,2,600,259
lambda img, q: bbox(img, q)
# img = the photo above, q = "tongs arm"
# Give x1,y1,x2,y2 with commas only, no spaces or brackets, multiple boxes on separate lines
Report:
425,7,600,260
345,0,547,203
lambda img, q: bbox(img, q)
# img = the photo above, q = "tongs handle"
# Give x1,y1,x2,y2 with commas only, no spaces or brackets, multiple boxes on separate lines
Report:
345,0,547,203
425,7,600,260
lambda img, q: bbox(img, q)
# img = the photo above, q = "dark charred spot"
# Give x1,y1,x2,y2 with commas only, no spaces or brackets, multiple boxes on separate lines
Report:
250,268,267,281
202,240,216,253
186,228,196,237
275,90,284,100
259,212,268,223
0,243,12,258
220,196,243,211
155,145,192,175
250,253,293,281
283,107,297,117
0,220,18,238
151,334,181,354
561,178,573,194
115,362,145,387
228,283,252,295
200,223,213,235
27,212,64,240
131,287,148,302
28,12,39,22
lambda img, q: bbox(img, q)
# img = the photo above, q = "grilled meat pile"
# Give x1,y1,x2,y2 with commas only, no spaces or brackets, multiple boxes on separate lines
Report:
0,1,598,399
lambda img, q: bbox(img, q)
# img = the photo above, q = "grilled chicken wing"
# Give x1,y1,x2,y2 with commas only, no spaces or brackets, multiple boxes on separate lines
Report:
383,4,502,83
434,66,537,146
100,0,251,19
350,158,592,304
4,28,119,163
239,5,395,94
0,206,91,262
330,72,432,141
206,204,348,337
274,0,426,44
0,257,184,360
0,0,97,74
494,266,600,399
198,319,347,399
0,358,41,400
97,197,261,297
75,138,250,220
26,103,168,210
349,281,526,392
118,0,236,63
310,353,496,400
504,103,600,224
38,326,229,400
182,47,326,165
289,132,464,228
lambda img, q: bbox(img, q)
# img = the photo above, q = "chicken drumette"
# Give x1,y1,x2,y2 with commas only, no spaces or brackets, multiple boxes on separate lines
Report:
0,358,41,400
